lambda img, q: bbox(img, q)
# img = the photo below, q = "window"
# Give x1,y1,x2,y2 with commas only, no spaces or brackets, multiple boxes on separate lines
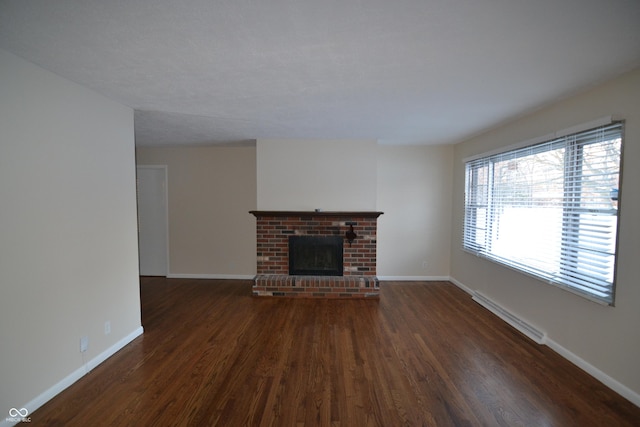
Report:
463,122,623,305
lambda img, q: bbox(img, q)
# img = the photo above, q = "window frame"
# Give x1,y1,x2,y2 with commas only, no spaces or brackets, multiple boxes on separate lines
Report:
462,120,624,305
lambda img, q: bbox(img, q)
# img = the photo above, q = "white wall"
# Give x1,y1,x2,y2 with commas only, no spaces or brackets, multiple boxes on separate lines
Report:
137,141,454,281
0,50,142,417
136,146,257,277
256,139,456,279
377,145,453,278
256,139,377,210
450,68,640,403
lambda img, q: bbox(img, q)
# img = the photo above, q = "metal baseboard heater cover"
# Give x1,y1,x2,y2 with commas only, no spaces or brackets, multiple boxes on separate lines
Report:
472,291,546,345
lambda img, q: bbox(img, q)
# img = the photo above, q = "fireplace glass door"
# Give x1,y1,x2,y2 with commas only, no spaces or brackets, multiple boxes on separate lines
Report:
288,236,343,276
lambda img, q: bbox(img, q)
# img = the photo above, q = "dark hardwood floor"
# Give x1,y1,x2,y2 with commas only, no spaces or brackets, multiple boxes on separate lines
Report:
30,278,640,426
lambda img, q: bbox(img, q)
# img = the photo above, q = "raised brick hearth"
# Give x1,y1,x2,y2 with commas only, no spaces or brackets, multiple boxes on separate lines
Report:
249,211,383,298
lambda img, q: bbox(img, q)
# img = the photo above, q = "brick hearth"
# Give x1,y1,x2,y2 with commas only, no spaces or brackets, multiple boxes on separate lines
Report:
249,211,383,298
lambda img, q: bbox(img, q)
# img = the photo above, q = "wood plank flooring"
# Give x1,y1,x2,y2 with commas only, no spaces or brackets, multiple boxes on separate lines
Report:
30,278,640,426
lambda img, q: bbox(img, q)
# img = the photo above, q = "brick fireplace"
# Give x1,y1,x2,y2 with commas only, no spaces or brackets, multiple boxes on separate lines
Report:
250,211,383,298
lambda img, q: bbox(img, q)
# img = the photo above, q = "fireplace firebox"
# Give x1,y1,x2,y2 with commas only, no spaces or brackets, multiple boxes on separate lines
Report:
289,235,343,276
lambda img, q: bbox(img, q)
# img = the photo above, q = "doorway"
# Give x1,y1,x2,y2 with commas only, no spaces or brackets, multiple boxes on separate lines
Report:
137,165,169,276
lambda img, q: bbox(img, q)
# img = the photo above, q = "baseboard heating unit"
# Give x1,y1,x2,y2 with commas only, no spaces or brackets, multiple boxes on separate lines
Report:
472,291,546,345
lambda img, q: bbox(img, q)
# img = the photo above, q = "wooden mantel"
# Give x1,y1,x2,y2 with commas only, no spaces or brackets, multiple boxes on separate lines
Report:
249,210,384,218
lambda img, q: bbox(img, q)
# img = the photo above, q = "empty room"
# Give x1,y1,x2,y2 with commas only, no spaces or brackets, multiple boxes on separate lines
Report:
1,1,640,426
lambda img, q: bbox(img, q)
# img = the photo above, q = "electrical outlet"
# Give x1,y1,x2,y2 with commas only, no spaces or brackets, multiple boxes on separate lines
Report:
104,321,111,335
422,260,428,268
80,336,89,353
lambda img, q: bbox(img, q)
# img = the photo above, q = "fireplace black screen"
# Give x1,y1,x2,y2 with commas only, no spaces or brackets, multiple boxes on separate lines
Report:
289,236,343,276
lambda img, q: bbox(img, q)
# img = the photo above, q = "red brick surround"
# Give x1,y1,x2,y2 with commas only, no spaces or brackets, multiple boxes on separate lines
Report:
249,211,383,298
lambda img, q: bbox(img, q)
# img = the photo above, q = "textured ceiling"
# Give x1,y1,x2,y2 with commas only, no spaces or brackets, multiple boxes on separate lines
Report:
1,0,640,146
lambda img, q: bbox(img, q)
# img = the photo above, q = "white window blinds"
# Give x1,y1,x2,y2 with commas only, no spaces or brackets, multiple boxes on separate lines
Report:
463,122,623,305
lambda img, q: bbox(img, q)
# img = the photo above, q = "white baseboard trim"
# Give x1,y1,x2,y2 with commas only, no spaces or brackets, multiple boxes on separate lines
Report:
1,326,143,427
85,326,144,372
166,273,255,280
544,337,640,407
448,276,474,294
449,276,640,408
377,275,452,281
